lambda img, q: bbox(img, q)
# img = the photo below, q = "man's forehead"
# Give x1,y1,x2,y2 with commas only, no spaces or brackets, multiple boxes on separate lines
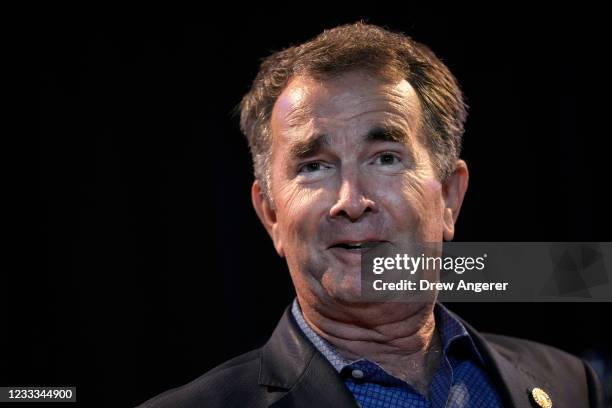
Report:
272,72,421,131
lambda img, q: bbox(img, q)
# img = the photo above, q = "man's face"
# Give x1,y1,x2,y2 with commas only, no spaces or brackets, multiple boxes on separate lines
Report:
252,71,467,304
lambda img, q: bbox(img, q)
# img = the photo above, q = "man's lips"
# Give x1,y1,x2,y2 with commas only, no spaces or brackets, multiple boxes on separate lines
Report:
326,240,388,251
326,240,388,267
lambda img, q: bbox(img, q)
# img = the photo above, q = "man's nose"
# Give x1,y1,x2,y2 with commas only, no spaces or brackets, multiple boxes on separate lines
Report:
329,170,378,221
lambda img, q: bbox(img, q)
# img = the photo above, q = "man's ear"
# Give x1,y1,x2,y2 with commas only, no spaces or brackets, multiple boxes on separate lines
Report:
442,160,469,241
251,180,285,257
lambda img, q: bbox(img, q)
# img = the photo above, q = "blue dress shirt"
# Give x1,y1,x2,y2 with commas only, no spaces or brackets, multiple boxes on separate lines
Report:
291,299,503,408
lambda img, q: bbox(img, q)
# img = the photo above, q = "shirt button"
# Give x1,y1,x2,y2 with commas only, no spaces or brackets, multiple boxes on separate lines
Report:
351,369,364,379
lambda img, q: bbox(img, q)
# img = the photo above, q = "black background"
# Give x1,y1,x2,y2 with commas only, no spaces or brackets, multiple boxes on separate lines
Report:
28,7,612,407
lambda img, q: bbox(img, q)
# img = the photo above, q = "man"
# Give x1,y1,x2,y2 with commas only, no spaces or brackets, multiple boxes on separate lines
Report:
139,23,604,407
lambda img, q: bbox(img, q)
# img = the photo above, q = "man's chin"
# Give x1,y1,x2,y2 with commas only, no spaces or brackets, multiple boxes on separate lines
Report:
319,269,364,303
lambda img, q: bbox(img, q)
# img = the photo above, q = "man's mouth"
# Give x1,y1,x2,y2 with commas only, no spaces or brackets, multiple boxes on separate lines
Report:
328,241,387,251
326,240,388,266
334,243,365,250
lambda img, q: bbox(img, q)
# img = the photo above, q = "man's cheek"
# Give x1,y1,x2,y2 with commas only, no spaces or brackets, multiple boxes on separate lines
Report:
401,174,444,213
277,210,317,258
277,181,316,219
376,179,439,239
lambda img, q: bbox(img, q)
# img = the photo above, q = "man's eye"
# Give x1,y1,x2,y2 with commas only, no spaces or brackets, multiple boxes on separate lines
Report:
299,162,326,173
375,153,400,165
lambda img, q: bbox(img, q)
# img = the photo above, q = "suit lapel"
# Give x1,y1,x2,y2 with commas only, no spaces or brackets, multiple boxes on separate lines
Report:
259,307,358,408
458,315,544,408
269,351,359,408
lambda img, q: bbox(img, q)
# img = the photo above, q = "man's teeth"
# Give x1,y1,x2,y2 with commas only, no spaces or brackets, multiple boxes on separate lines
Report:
341,243,363,249
332,241,380,249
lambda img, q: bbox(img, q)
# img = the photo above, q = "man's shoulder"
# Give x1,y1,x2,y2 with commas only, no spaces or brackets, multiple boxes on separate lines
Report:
136,348,265,408
483,332,586,373
481,332,604,406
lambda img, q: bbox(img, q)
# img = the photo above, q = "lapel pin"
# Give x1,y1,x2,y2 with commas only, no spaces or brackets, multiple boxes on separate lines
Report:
530,387,552,408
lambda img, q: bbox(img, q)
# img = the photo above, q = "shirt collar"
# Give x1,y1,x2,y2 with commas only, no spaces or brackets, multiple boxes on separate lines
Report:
291,298,485,373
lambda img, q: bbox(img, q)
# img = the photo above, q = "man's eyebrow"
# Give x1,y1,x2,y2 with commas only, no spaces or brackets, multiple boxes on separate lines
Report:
288,126,408,159
289,134,329,159
365,126,409,144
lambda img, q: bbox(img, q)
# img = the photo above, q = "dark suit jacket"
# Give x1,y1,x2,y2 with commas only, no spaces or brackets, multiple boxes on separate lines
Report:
138,306,605,407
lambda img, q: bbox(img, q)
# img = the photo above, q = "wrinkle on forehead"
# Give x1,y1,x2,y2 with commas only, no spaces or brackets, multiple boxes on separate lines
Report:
271,72,423,144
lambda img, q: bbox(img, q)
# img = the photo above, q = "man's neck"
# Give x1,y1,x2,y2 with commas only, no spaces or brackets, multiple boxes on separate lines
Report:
298,298,442,396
